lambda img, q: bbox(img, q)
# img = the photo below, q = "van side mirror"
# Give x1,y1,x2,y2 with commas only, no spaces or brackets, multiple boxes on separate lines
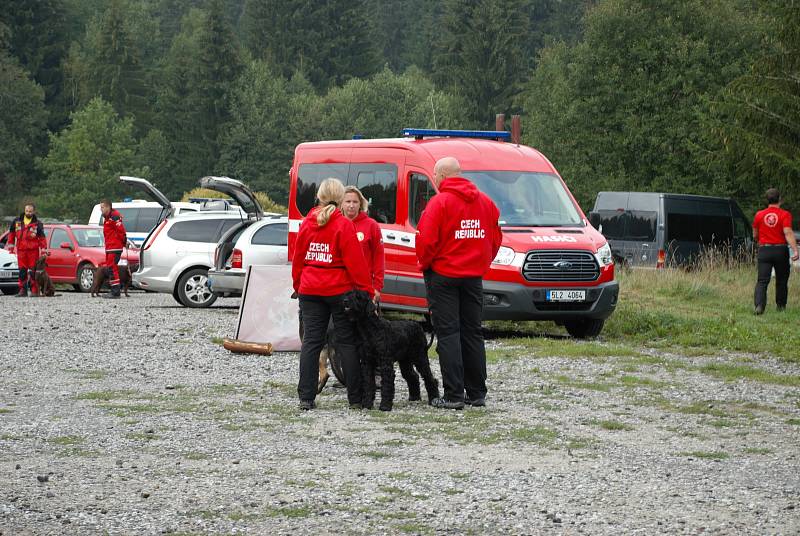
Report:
60,242,73,250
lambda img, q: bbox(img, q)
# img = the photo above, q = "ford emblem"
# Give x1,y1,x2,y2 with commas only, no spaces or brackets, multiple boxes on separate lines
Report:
553,261,573,270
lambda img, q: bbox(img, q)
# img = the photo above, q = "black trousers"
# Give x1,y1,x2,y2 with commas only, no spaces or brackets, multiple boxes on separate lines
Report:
424,270,486,402
297,293,361,404
755,245,791,308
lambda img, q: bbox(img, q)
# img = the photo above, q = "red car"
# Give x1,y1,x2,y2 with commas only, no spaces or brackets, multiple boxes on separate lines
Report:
1,224,140,292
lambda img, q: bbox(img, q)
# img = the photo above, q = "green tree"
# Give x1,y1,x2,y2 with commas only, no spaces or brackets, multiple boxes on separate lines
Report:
36,98,145,220
432,0,530,125
702,1,800,216
158,1,243,195
0,39,48,215
241,0,378,90
522,0,765,209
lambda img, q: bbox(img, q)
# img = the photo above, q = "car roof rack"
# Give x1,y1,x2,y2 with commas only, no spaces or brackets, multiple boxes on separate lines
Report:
401,128,511,141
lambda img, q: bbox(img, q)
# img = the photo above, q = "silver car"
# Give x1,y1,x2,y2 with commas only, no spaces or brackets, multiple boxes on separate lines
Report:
121,175,263,307
0,248,20,295
208,216,288,296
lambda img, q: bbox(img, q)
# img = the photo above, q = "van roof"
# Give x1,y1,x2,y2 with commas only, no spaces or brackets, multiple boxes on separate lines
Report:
596,191,734,202
295,137,557,173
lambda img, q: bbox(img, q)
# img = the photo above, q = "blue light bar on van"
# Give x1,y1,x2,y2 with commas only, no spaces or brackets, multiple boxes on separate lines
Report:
401,128,511,141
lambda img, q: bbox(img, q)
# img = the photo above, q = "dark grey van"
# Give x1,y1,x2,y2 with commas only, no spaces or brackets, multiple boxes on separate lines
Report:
590,192,752,267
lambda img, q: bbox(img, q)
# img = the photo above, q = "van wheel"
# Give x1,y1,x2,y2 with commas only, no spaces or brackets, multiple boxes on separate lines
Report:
76,264,95,293
177,268,218,308
564,318,604,339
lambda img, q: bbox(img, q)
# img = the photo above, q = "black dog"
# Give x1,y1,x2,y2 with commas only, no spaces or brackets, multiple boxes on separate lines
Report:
343,290,439,411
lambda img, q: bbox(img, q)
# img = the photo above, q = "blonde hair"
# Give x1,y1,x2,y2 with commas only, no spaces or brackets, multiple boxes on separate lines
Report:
343,185,369,213
316,178,346,226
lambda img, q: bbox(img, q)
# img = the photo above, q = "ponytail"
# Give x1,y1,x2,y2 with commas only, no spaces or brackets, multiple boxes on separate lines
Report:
315,178,345,227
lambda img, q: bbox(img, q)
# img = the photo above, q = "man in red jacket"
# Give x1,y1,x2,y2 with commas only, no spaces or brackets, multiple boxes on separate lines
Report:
6,203,48,297
416,157,502,409
100,200,127,299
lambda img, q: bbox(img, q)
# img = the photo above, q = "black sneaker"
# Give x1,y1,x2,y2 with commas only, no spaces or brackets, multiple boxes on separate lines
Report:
298,400,315,411
430,397,464,410
465,397,486,407
754,305,764,315
102,293,121,299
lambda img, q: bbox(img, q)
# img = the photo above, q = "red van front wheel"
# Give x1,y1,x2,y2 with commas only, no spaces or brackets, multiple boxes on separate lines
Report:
564,318,604,339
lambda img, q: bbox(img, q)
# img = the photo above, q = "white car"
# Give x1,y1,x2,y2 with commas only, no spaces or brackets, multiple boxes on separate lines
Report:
124,175,265,307
88,197,204,247
208,215,288,296
0,248,20,295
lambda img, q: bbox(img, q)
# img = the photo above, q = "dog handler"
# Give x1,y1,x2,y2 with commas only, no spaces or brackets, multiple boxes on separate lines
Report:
100,200,128,299
752,188,799,314
292,178,374,410
6,203,47,297
342,185,385,302
416,157,502,409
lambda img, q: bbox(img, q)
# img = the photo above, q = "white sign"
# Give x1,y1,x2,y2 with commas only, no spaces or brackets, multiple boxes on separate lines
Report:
235,264,301,352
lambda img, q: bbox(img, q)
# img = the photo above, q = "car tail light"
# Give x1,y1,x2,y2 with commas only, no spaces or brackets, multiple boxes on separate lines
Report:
656,249,665,269
231,248,243,269
143,220,167,251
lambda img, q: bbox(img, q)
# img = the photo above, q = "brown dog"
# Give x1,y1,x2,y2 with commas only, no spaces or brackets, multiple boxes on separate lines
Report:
90,263,131,297
33,255,56,297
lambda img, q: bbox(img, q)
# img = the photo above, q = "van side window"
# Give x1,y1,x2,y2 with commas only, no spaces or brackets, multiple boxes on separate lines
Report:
626,211,657,241
667,213,733,245
110,207,165,234
594,210,627,239
348,164,397,224
409,173,435,227
168,219,227,243
297,164,350,215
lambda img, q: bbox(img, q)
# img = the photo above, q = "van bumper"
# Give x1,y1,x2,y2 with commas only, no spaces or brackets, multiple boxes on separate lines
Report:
480,280,619,321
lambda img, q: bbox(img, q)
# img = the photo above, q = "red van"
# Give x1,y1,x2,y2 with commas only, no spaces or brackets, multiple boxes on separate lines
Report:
288,129,618,337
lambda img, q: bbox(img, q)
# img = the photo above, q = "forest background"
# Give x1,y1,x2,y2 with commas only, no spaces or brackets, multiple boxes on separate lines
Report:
1,0,797,221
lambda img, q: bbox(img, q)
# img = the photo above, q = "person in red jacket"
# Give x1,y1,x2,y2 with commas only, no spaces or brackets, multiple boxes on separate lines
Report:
292,178,373,410
342,185,384,301
416,157,502,409
752,188,799,315
6,203,48,297
100,200,127,299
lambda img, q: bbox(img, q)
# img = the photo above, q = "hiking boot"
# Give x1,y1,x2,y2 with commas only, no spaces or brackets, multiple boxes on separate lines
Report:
430,397,464,410
298,400,315,411
753,305,764,315
465,397,486,407
15,289,28,297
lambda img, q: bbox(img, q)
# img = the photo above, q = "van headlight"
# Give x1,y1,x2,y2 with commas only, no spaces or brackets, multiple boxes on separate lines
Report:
492,246,515,266
596,243,613,267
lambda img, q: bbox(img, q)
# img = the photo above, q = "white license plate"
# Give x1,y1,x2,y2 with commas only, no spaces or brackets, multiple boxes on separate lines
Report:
0,270,12,278
547,290,585,302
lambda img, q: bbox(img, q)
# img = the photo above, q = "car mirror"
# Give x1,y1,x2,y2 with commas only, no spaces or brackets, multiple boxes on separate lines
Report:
60,242,73,250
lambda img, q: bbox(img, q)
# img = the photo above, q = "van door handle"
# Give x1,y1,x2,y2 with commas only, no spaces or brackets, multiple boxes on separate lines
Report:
386,234,396,240
400,237,411,243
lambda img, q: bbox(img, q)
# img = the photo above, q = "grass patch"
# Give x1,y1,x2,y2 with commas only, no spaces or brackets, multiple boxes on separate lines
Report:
396,523,433,535
593,419,634,431
210,336,224,345
264,505,312,518
744,447,773,455
697,363,800,386
50,435,83,445
787,418,800,426
362,450,390,459
678,451,730,460
125,432,160,441
75,390,136,401
0,408,14,414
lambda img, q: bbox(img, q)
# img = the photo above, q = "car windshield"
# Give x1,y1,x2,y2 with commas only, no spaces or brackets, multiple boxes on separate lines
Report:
461,171,584,227
73,228,105,247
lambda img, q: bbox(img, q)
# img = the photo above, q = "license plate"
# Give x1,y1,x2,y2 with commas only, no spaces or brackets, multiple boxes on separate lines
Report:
0,270,11,278
547,290,585,302
118,259,128,266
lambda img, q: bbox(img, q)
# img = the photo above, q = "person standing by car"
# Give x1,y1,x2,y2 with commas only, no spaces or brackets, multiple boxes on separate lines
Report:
292,178,374,410
6,203,47,297
416,157,502,409
100,200,127,299
342,185,384,301
752,188,799,314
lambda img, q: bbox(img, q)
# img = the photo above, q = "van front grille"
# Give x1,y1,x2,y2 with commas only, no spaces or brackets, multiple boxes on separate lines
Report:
522,250,599,282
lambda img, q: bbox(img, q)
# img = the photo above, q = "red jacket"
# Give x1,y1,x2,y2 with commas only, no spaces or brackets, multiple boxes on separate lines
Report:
351,212,385,292
416,176,502,278
7,214,46,252
103,209,127,251
292,207,373,296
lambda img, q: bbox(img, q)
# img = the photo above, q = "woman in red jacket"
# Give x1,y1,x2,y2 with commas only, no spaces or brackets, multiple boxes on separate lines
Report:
292,178,373,410
341,186,384,301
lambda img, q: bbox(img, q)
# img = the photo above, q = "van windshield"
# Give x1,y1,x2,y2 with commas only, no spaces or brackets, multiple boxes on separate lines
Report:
461,171,583,227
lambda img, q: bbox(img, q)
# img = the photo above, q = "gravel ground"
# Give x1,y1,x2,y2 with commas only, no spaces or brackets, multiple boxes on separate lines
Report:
1,291,799,535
